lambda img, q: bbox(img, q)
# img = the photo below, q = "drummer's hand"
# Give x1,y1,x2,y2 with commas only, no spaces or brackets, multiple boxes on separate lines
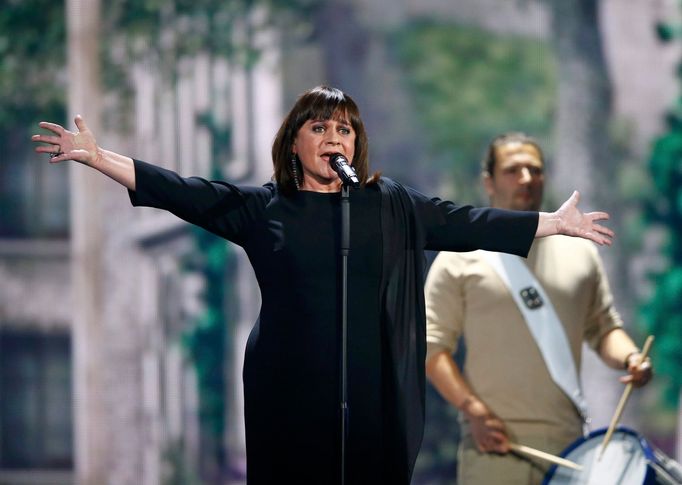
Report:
463,398,510,454
620,352,653,388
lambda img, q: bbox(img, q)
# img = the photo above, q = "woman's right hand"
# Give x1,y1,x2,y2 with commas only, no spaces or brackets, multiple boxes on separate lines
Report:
32,115,100,167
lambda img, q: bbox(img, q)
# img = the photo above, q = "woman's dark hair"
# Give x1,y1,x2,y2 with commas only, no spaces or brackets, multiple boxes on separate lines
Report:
481,132,545,177
272,86,370,194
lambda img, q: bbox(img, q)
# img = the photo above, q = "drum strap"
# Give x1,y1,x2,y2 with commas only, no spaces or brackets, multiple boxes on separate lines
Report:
481,251,590,426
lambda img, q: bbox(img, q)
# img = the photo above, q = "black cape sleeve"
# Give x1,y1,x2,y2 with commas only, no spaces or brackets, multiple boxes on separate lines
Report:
127,159,273,246
376,178,537,484
407,186,538,255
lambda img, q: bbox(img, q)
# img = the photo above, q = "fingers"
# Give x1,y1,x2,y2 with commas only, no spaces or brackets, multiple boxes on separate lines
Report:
36,116,87,136
34,145,63,157
631,377,652,388
472,414,509,454
477,432,509,454
47,153,70,164
586,211,610,223
596,233,612,246
38,121,66,135
484,418,506,432
33,121,71,159
493,434,510,454
582,217,614,246
620,358,653,387
581,231,612,247
557,191,579,212
33,124,68,157
591,222,614,238
33,140,61,152
74,114,87,132
586,215,614,244
32,133,65,161
631,360,653,388
637,359,653,372
620,372,651,388
51,148,91,164
563,190,579,205
31,134,62,145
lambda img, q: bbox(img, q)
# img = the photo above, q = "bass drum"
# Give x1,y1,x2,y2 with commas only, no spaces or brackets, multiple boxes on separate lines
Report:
542,427,682,484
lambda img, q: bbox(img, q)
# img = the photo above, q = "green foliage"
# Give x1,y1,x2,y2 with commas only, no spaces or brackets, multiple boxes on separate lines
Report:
3,0,317,475
641,118,682,407
0,0,66,129
641,9,682,407
392,20,556,200
607,119,655,255
655,22,680,43
0,0,68,238
641,270,682,406
197,112,233,171
181,221,230,473
104,2,318,475
101,0,319,93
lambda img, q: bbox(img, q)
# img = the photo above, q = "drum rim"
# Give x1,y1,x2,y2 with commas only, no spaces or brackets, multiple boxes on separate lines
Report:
541,426,656,484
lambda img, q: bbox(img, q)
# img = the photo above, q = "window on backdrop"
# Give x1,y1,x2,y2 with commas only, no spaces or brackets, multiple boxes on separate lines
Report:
0,328,73,469
0,134,69,239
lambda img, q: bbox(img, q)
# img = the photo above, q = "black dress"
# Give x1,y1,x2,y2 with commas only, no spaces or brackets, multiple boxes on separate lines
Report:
129,160,537,484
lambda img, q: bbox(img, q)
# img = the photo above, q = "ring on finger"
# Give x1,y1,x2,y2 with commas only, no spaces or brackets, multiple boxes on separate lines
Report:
49,145,63,158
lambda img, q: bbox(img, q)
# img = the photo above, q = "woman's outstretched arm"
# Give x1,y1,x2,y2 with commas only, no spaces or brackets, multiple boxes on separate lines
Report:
537,190,614,246
32,115,136,190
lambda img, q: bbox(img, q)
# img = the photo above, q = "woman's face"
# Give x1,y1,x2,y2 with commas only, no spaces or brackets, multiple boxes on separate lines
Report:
292,115,356,192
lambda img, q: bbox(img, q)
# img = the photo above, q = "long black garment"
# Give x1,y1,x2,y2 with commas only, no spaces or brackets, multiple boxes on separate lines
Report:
129,160,537,484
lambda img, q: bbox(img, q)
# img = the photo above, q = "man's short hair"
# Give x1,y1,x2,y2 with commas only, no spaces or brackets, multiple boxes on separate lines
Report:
482,132,545,177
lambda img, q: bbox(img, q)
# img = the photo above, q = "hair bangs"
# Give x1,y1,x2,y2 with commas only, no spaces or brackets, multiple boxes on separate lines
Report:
294,88,359,130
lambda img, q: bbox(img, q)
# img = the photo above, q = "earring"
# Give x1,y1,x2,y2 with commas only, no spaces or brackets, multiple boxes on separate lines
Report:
291,154,301,191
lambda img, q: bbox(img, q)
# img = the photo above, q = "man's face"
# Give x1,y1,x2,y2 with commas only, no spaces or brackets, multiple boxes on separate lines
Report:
483,142,544,211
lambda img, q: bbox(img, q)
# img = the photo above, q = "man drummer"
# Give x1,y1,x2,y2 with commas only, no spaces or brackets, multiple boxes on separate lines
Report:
424,133,653,484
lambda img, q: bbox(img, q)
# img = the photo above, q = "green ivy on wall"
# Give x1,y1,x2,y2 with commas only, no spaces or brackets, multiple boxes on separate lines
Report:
182,219,231,474
101,2,319,478
0,1,68,237
0,0,66,130
640,16,682,405
391,20,556,202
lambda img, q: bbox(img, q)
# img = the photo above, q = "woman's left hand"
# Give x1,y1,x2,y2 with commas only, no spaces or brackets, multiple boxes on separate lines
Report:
537,191,614,245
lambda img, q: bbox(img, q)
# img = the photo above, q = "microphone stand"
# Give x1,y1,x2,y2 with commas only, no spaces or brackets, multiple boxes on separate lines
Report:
340,183,350,485
328,153,358,485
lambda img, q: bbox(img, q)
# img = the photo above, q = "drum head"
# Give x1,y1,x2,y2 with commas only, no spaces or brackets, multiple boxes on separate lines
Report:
543,427,651,485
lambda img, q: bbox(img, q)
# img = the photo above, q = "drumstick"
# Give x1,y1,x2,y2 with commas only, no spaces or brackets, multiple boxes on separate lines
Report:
598,335,654,459
509,442,583,471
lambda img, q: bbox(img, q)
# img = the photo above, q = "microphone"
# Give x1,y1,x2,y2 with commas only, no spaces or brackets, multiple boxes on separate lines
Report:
329,153,360,188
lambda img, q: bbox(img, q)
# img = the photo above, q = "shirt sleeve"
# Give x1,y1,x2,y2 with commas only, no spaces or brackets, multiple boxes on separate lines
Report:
407,187,538,256
424,251,466,362
582,244,624,350
128,159,272,245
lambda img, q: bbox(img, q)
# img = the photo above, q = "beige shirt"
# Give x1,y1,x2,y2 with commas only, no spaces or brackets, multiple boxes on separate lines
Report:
425,235,622,441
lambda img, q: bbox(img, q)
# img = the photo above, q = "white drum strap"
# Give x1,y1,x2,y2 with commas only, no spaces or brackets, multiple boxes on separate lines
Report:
481,251,589,423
